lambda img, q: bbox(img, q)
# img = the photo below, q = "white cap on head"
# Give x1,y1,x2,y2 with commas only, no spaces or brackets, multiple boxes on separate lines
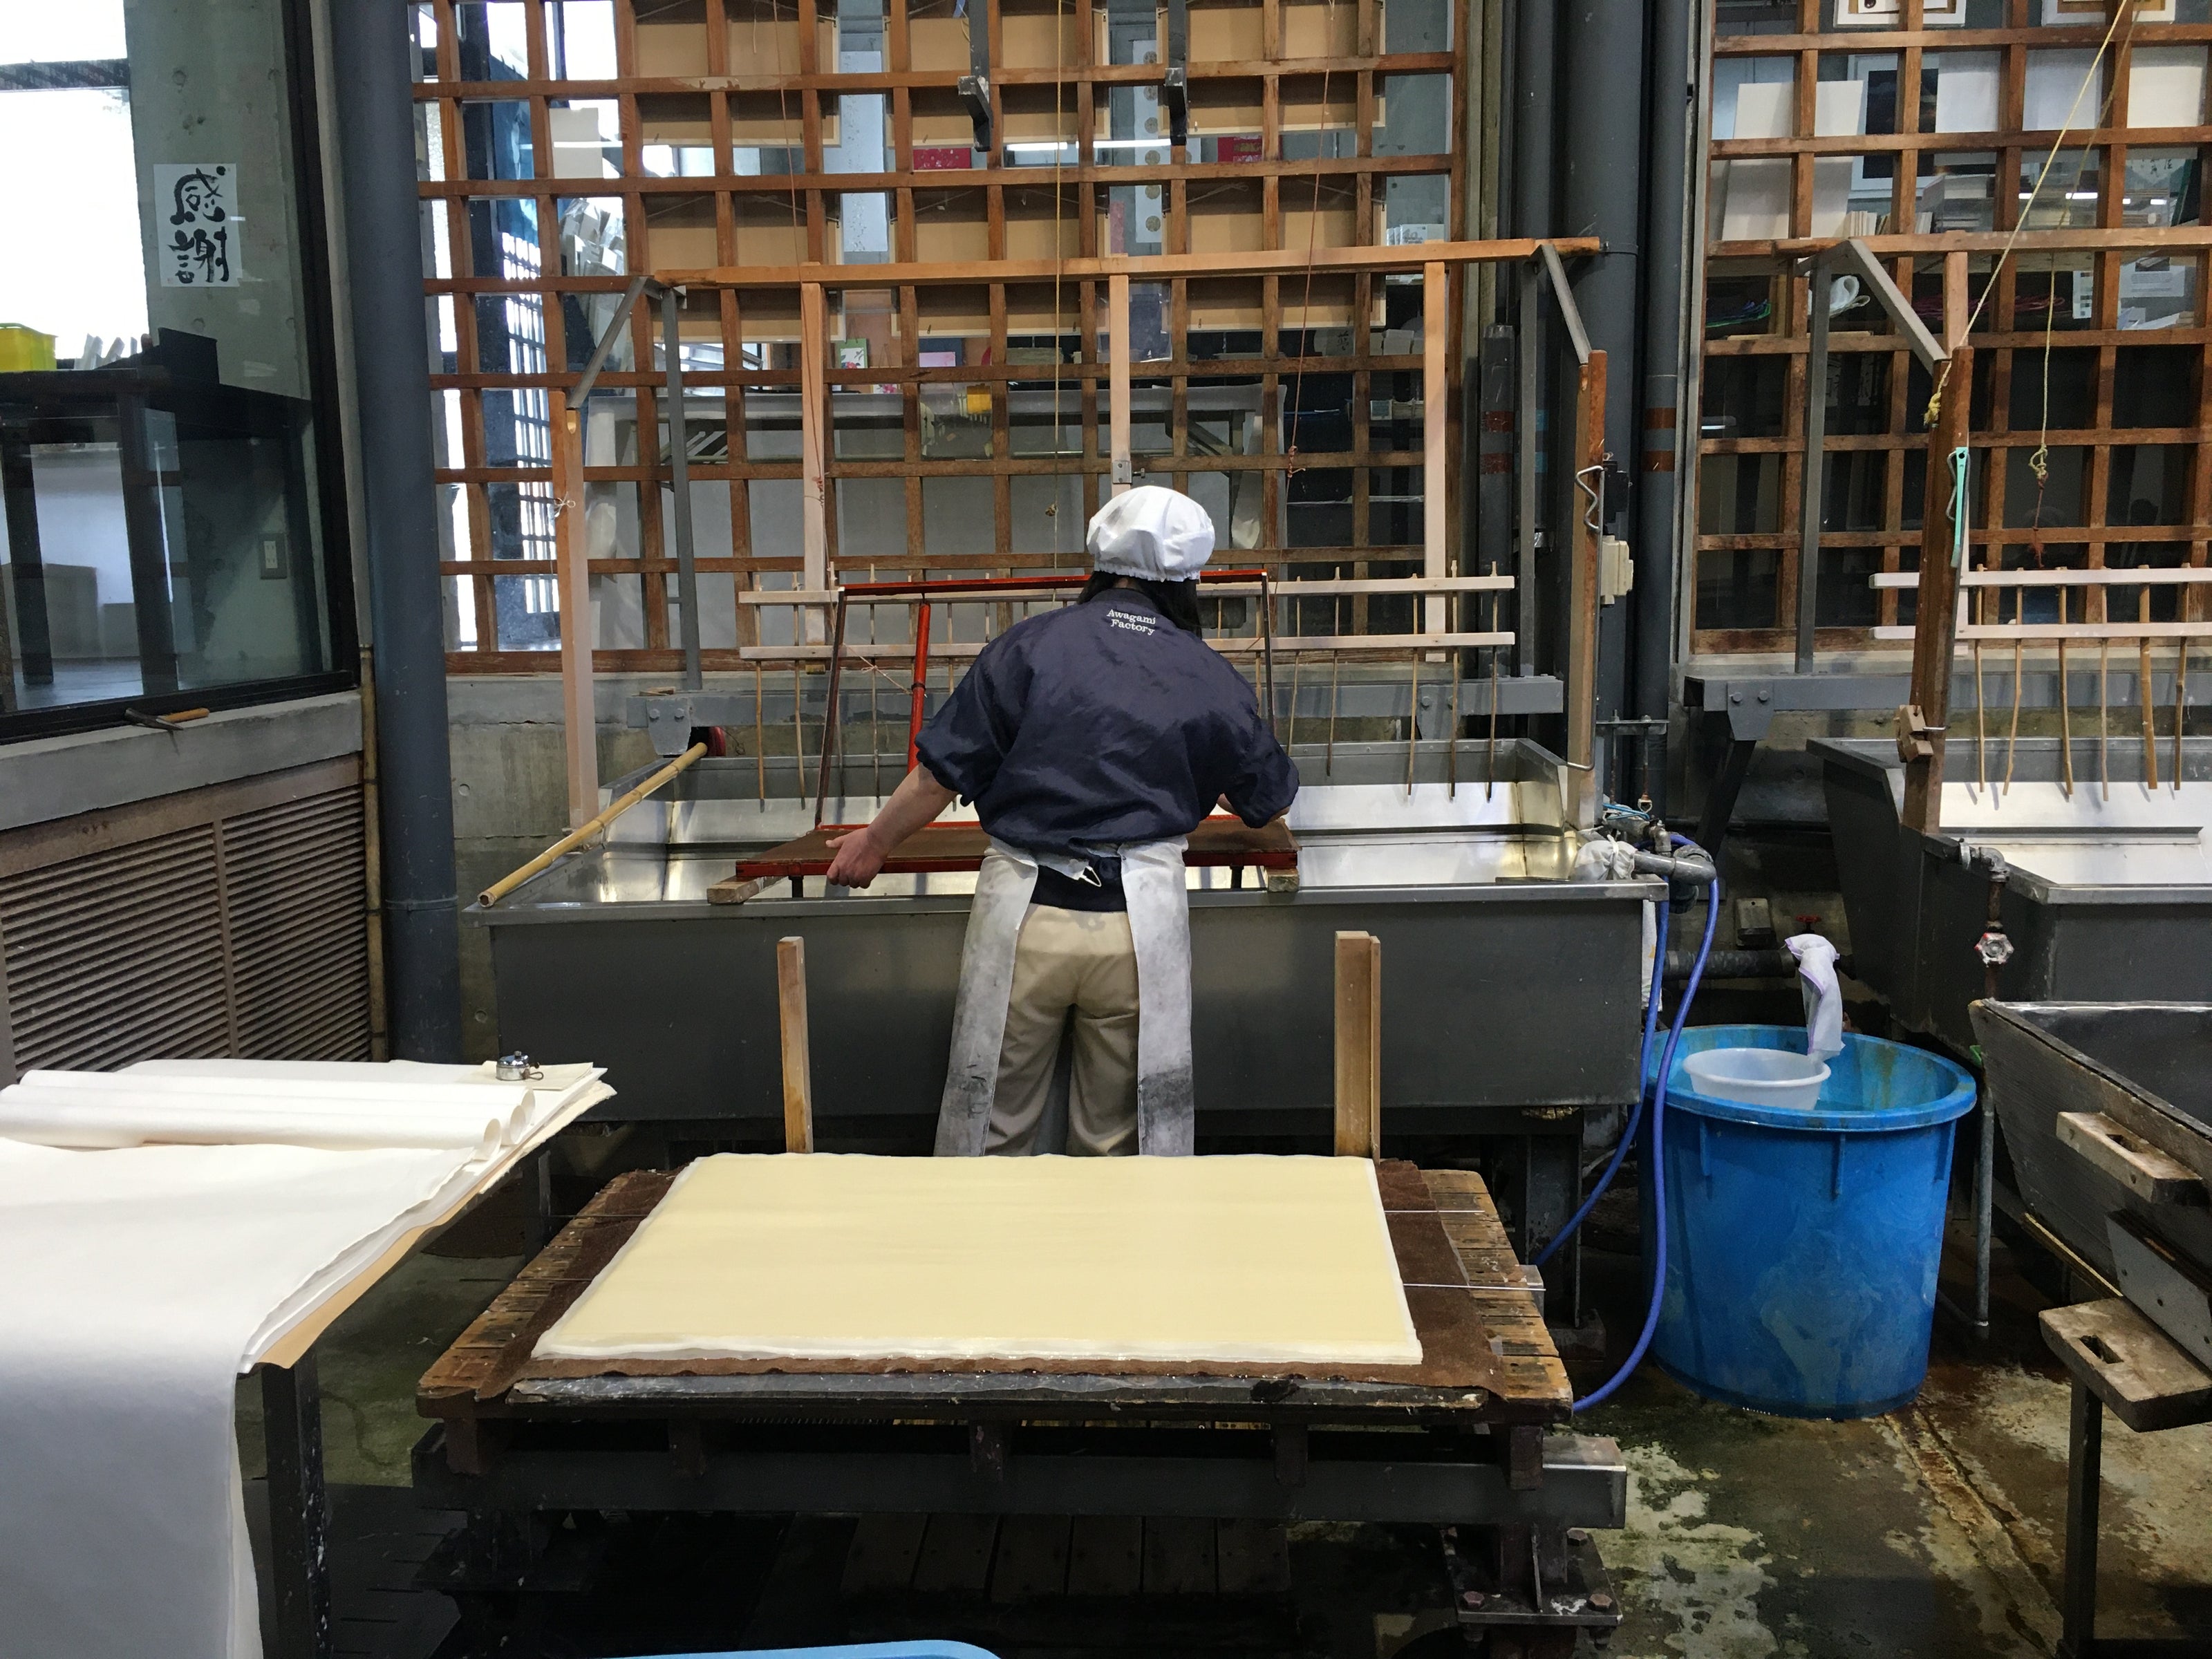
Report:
1086,485,1215,582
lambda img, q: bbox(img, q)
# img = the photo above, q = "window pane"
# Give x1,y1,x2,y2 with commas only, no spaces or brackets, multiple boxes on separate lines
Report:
0,1,346,725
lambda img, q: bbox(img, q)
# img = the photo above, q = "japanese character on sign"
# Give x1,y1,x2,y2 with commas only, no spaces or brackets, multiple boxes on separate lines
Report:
155,163,240,288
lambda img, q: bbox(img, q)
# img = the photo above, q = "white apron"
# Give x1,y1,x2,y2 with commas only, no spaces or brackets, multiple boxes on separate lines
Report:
934,836,1196,1157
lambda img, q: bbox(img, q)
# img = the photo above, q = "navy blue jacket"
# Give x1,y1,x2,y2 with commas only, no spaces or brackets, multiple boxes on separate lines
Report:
914,590,1300,860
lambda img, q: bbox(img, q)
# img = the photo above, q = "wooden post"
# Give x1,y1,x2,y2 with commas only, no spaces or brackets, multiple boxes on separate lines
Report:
1902,346,1974,836
1109,272,1132,496
776,936,815,1153
551,388,599,830
1423,261,1448,638
1333,930,1381,1159
799,283,830,644
1942,250,1971,353
1566,350,1607,825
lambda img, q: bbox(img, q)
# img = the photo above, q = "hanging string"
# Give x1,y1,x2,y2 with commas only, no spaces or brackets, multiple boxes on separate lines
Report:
1923,0,2136,428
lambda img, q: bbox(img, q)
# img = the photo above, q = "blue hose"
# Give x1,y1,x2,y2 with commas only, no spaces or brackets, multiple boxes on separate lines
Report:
1572,850,1721,1414
1533,833,1708,1268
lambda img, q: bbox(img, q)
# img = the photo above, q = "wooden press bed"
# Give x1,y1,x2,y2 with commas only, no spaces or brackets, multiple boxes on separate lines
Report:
413,1159,1624,1642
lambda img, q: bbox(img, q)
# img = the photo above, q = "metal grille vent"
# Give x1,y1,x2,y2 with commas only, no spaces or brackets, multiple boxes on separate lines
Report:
223,789,370,1061
0,771,371,1074
0,826,232,1070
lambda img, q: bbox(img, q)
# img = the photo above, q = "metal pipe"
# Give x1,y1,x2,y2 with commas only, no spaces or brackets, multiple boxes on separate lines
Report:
814,591,850,827
1630,847,1716,885
1515,263,1541,679
573,272,650,406
1796,255,1832,675
1560,0,1644,766
907,599,933,771
328,0,460,1058
1671,0,1716,680
659,285,703,691
1665,947,1858,982
1511,0,1552,688
1512,0,1554,243
478,743,708,908
1637,0,1694,749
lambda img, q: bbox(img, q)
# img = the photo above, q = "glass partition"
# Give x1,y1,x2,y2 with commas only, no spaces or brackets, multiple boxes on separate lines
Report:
0,0,351,733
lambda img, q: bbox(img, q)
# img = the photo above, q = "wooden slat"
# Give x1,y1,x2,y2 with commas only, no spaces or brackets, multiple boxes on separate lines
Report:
1108,271,1130,497
912,1513,1000,1595
776,936,814,1152
1141,1517,1217,1596
798,283,830,625
1333,930,1381,1159
989,1515,1073,1602
661,238,1596,290
843,1513,930,1597
1214,1520,1292,1597
1066,1516,1144,1597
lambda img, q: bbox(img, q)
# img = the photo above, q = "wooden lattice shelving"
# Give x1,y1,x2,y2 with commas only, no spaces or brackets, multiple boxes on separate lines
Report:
1694,0,2212,659
410,0,1492,673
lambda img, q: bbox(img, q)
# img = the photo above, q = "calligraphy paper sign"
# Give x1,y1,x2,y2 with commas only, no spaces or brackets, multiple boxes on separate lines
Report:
156,163,241,288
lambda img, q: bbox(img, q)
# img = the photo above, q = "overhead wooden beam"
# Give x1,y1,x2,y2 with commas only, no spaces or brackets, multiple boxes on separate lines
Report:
1333,931,1381,1160
659,238,1602,293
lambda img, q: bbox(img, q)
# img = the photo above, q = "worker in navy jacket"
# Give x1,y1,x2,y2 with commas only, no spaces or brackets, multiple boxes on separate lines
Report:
824,486,1299,1156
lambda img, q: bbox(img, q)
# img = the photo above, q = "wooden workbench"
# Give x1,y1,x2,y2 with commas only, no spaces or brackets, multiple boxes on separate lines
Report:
412,1159,1621,1649
419,1159,1567,1438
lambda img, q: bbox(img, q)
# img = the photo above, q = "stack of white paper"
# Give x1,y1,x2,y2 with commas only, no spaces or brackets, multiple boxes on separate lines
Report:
0,1058,612,1659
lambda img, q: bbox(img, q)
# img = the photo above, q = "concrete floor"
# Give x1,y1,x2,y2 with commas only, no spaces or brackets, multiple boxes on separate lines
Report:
263,1177,2212,1658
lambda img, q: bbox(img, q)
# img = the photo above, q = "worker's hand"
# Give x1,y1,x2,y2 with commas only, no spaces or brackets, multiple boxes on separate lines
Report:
825,826,888,889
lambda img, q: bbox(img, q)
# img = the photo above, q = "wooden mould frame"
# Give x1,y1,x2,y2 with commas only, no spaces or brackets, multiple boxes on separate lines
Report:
1692,0,2212,662
410,0,1526,676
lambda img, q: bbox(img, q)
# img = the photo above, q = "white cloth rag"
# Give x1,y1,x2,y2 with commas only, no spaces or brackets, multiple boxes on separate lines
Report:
1571,835,1640,882
1785,932,1846,1062
0,1139,480,1659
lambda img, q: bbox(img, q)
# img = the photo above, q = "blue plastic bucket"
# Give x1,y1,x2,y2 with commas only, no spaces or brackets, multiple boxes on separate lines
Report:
1641,1024,1976,1419
640,1644,1000,1658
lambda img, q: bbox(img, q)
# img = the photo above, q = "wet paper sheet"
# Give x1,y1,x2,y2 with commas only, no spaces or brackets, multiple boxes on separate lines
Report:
534,1153,1422,1367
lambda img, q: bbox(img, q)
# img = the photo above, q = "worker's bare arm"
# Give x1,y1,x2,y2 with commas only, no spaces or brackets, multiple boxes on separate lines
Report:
825,766,959,887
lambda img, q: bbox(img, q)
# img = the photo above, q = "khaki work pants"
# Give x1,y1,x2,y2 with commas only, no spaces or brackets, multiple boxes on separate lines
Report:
982,904,1140,1156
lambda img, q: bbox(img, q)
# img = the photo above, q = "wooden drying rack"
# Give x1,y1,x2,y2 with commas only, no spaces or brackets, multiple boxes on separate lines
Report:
545,240,1610,829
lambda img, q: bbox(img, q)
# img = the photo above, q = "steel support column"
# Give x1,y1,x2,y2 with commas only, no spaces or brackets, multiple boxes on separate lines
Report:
326,0,461,1058
1637,0,1696,765
1559,0,1644,760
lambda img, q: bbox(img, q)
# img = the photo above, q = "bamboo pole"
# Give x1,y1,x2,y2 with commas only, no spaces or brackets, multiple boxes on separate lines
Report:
478,742,709,907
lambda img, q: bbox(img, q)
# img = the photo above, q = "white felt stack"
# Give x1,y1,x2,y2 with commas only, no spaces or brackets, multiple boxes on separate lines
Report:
0,1058,605,1156
0,1057,612,1659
